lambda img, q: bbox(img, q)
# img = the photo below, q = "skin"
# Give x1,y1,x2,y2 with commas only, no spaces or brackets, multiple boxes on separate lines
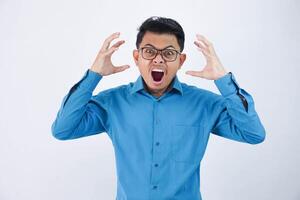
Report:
90,31,228,97
132,32,186,97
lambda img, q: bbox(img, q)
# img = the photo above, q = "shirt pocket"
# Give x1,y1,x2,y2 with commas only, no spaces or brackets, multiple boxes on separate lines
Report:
171,124,205,164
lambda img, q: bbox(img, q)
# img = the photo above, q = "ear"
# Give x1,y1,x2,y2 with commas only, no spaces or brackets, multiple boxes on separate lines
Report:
133,49,139,66
178,53,186,70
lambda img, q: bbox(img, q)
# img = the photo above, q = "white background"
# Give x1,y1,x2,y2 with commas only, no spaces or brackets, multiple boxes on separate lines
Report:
0,0,299,199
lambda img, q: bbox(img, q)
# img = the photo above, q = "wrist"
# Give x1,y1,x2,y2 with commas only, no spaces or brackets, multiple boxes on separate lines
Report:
90,67,104,76
215,71,228,80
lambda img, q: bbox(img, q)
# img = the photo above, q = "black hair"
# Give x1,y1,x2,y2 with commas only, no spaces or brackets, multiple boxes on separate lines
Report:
136,16,185,52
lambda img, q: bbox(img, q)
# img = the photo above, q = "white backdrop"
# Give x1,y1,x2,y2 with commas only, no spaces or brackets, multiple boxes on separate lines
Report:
1,0,299,199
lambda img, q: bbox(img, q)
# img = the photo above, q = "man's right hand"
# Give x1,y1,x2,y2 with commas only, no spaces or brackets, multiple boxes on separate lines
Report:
90,32,130,76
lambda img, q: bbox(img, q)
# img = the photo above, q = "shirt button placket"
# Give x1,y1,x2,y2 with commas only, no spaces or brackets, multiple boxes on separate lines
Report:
150,100,160,197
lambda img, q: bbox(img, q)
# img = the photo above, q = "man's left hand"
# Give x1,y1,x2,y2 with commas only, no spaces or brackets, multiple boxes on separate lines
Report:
185,34,228,80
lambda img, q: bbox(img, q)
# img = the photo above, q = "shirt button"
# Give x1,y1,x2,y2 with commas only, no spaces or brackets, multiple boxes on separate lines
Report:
152,185,158,190
154,163,159,167
155,142,160,146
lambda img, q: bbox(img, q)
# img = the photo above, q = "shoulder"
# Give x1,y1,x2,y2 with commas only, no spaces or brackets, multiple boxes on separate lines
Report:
181,82,225,111
181,82,221,100
93,81,134,100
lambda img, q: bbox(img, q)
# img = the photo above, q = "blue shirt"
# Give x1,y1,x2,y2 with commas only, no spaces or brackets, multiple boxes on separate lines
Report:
51,69,266,200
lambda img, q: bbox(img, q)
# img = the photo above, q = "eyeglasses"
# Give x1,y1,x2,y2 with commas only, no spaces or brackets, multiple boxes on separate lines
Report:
139,46,181,62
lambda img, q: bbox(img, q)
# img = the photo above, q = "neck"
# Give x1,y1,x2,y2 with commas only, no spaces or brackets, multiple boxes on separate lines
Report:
143,78,174,98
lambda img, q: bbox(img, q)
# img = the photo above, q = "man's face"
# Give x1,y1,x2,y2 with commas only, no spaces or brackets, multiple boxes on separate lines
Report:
133,32,186,96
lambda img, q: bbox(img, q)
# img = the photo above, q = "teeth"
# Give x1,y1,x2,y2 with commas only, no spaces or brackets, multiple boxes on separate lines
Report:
152,69,164,72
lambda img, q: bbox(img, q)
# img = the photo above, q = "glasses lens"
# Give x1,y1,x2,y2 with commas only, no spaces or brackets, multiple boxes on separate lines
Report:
162,49,177,61
141,47,179,61
142,47,157,59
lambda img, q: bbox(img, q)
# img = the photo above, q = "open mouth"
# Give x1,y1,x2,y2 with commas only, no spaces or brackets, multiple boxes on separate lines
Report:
151,69,165,83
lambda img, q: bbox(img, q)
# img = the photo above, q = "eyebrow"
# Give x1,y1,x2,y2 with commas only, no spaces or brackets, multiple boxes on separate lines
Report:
144,44,176,50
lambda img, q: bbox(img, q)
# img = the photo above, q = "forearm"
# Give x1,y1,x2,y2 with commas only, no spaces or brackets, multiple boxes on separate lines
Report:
51,69,102,140
212,72,266,144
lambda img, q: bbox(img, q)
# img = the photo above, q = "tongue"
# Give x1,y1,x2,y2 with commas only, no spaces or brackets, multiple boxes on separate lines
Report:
152,71,164,82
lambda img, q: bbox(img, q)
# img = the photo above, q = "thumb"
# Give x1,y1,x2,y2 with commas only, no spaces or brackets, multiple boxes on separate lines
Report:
185,70,205,78
113,65,130,74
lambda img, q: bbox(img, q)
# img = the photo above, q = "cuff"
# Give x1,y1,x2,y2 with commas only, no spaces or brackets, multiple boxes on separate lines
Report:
77,69,103,92
214,72,240,97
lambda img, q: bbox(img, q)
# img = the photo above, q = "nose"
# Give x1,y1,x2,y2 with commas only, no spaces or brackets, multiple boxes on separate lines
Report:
153,51,165,64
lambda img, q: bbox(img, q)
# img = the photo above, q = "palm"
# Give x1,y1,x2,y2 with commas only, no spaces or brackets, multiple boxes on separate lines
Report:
90,32,130,76
186,34,227,80
97,55,116,76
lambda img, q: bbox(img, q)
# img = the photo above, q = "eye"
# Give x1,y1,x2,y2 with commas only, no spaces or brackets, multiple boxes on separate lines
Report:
163,49,176,57
144,48,155,55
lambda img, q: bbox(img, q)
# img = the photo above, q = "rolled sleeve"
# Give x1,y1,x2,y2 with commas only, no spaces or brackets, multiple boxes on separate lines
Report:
61,69,102,108
214,72,240,97
77,69,103,92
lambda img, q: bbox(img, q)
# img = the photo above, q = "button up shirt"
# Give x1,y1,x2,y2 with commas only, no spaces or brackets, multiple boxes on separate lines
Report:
51,69,266,200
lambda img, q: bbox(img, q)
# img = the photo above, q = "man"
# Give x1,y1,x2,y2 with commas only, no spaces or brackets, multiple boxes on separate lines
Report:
51,16,266,200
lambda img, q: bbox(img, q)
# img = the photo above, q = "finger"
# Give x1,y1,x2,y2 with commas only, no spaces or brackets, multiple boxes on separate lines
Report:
105,40,126,56
194,42,208,53
111,40,125,49
196,47,212,58
185,70,205,78
196,34,212,47
104,46,119,56
113,65,130,73
100,32,120,52
194,41,208,51
196,34,216,54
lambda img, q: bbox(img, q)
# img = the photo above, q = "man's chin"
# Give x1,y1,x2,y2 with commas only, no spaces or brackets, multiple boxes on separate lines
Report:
142,75,173,95
147,80,173,95
149,76,167,89
150,73,165,86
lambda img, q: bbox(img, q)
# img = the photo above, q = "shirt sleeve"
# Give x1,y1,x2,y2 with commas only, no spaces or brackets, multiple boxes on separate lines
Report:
51,69,110,140
210,72,266,144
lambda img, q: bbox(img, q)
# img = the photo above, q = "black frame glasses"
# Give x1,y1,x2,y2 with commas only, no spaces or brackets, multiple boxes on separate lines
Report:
139,46,181,62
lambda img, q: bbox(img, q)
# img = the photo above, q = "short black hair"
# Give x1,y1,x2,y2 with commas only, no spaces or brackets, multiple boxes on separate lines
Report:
136,16,185,52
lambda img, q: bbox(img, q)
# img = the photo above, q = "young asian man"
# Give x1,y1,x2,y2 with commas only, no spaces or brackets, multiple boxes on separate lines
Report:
51,16,266,200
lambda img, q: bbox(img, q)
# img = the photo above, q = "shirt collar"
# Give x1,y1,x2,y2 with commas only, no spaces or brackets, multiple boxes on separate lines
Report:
130,75,183,96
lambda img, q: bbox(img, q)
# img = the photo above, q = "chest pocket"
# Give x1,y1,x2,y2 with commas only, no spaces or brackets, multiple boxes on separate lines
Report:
171,124,206,164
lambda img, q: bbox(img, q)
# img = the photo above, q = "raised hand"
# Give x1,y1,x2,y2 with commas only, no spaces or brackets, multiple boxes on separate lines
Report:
90,32,130,76
185,34,228,80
